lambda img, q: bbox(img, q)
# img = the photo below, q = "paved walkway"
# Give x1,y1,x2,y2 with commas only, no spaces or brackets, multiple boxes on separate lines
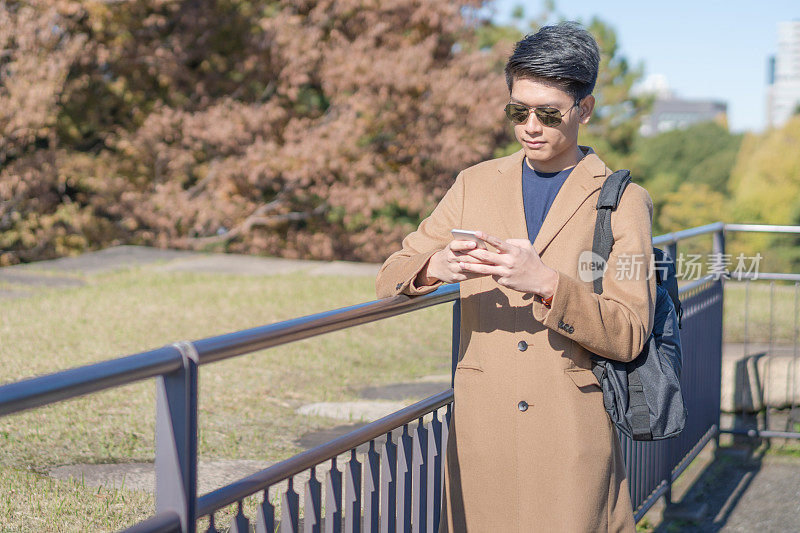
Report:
646,442,800,532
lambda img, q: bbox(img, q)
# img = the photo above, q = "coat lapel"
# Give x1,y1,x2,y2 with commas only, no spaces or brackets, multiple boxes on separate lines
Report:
493,150,527,240
495,146,609,256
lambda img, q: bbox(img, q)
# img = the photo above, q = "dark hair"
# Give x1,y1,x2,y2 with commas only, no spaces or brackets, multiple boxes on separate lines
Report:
504,22,600,100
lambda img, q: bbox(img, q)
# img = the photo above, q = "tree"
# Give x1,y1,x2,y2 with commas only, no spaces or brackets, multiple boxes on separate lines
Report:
0,0,95,265
727,114,800,271
1,0,517,264
627,121,742,234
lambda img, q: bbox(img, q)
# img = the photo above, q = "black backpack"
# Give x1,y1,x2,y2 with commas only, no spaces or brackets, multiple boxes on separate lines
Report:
589,170,687,441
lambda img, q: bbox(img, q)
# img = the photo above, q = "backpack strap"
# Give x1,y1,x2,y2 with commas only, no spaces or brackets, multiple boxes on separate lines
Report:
592,169,631,295
592,169,652,440
627,362,654,440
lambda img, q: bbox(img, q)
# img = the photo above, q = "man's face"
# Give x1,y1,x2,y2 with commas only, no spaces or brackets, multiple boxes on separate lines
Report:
509,77,594,172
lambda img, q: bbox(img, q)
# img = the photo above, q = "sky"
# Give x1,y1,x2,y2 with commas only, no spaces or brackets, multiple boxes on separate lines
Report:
490,0,800,132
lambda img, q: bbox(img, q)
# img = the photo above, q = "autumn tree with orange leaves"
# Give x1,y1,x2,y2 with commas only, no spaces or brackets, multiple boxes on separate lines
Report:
1,0,518,264
2,0,652,266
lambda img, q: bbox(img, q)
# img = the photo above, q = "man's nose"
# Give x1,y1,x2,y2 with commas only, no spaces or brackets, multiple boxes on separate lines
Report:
523,111,543,134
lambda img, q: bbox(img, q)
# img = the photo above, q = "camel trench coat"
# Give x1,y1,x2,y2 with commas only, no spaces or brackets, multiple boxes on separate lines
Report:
376,147,656,532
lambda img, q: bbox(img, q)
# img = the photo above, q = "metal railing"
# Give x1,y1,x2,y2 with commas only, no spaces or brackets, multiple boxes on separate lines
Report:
628,275,724,520
718,226,800,441
0,223,798,531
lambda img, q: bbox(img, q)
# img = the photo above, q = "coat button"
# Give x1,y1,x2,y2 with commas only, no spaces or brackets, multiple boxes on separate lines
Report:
517,340,528,351
518,401,529,412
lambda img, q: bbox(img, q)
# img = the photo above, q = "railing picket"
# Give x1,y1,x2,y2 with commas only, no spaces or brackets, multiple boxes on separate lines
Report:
441,405,451,500
326,457,343,533
395,424,413,533
344,449,362,533
229,501,250,533
793,283,799,423
305,467,322,533
205,514,220,533
426,410,443,533
411,416,428,531
363,440,380,532
256,488,276,533
281,478,300,533
380,431,397,533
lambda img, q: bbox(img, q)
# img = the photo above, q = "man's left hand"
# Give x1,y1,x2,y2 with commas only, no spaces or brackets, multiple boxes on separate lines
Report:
458,232,558,299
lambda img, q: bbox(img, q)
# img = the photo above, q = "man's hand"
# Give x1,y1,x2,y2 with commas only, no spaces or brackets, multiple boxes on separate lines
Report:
417,240,489,285
458,232,558,298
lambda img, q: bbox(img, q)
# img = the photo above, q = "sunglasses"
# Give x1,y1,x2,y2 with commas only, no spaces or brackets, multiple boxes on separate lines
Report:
504,99,581,127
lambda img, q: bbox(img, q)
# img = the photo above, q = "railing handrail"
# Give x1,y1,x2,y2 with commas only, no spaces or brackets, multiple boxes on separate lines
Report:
650,222,800,247
652,222,725,246
725,223,800,234
0,346,182,417
3,222,799,419
677,275,717,295
192,283,459,365
0,285,459,418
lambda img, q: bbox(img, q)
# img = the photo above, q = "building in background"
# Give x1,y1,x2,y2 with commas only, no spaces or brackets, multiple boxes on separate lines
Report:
766,20,800,128
639,97,728,137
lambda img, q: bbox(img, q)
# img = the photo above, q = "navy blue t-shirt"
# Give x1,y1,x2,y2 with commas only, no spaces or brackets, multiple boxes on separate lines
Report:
522,158,573,243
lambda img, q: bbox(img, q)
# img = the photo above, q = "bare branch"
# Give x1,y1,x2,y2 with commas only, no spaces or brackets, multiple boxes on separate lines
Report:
182,200,326,248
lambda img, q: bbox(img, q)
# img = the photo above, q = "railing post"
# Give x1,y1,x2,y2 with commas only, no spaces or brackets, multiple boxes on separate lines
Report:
667,242,678,266
664,473,673,508
712,228,726,278
664,235,681,510
451,299,461,389
156,341,199,533
712,230,725,450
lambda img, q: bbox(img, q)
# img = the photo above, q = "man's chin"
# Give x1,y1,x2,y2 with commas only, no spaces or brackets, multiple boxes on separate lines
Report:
521,146,551,165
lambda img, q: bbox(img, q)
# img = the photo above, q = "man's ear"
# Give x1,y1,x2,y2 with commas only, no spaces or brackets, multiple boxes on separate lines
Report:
578,95,595,124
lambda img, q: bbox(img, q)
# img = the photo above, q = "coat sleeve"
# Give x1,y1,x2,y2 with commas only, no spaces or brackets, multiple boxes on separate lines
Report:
375,172,465,299
532,184,657,362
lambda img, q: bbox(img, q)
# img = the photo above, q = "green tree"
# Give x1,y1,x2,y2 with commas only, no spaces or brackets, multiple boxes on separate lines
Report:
630,121,742,234
727,115,800,270
577,17,650,170
633,122,742,192
657,182,725,233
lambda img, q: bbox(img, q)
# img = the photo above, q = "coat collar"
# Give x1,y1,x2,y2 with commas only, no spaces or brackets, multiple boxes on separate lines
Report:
494,145,609,256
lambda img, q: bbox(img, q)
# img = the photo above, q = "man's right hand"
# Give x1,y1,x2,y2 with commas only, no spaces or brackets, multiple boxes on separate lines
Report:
417,240,488,285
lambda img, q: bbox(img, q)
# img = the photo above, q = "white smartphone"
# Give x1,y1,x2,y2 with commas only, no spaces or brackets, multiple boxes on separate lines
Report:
450,229,487,249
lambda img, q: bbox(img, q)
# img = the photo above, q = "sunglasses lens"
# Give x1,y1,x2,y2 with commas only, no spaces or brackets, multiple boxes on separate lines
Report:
504,104,530,124
505,103,565,127
534,107,562,127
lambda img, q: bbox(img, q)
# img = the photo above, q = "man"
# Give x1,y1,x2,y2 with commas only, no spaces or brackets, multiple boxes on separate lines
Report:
376,22,655,532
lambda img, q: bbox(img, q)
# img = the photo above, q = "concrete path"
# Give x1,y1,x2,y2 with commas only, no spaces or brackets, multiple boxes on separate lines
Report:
647,443,800,532
0,245,381,299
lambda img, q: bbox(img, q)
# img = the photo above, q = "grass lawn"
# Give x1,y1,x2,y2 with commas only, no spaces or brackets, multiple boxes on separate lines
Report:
723,280,799,344
1,267,796,531
0,267,453,531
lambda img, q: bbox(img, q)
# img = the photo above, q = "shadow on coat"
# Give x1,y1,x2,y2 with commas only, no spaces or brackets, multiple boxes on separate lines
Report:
457,288,570,366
